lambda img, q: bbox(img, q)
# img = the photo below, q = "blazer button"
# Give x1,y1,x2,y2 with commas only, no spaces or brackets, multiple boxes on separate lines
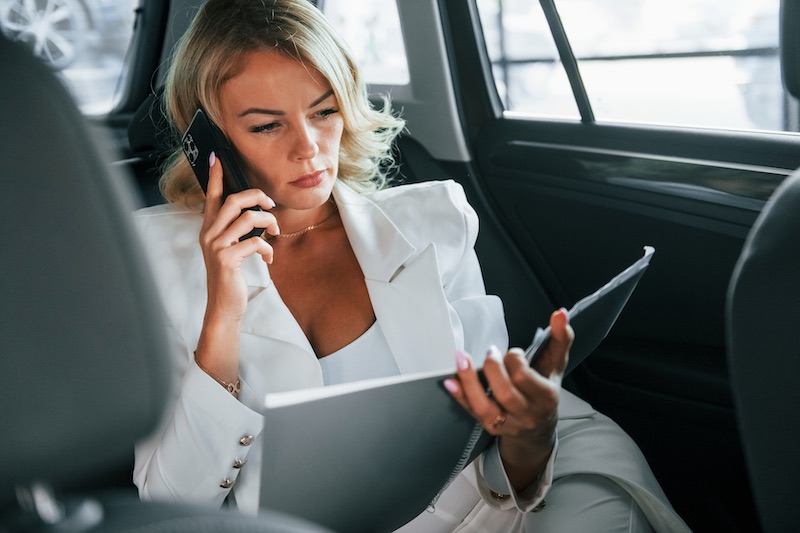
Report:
239,435,254,446
220,479,234,489
489,490,510,502
233,458,246,469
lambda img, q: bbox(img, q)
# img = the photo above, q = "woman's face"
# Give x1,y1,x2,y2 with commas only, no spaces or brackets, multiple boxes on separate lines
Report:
218,50,344,212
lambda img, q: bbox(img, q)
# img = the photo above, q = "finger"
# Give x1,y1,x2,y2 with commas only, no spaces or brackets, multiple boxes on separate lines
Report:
205,187,277,246
203,151,224,226
217,188,277,217
454,350,507,431
482,346,528,414
504,348,545,391
222,231,275,265
211,229,275,268
493,347,560,432
221,209,280,244
504,349,560,416
443,378,470,411
532,308,573,379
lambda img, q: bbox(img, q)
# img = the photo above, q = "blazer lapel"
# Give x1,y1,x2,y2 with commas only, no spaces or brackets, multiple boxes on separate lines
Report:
334,182,458,374
237,253,325,393
366,245,458,374
238,252,315,355
234,182,458,377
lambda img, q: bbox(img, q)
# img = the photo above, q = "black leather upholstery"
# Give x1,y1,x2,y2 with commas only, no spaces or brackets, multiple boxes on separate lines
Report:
129,86,172,162
0,35,331,533
0,35,170,503
727,169,800,533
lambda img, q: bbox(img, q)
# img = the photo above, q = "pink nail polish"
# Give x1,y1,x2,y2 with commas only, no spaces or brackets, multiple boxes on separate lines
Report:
209,151,216,168
266,197,276,208
443,379,460,394
456,350,470,371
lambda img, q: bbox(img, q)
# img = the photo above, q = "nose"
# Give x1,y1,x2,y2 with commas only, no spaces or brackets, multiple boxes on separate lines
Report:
290,122,319,160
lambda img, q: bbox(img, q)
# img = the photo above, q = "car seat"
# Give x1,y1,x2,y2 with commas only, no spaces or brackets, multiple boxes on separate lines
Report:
726,168,800,533
0,34,331,533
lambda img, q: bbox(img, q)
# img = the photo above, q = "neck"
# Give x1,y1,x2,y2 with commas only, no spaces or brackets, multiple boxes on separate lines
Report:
272,198,337,237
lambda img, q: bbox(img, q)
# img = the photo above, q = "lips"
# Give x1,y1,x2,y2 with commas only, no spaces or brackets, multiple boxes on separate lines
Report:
290,169,325,189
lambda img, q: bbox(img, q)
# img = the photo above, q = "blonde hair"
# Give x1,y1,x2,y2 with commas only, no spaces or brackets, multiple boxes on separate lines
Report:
159,0,405,207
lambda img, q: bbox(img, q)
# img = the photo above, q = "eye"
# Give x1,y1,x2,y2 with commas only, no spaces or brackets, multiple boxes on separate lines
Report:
250,122,280,134
316,108,339,119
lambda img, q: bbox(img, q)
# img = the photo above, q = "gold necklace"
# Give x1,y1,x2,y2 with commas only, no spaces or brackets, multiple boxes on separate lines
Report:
264,202,338,240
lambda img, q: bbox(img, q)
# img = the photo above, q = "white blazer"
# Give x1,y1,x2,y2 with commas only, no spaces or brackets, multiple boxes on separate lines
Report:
133,180,509,510
132,179,689,532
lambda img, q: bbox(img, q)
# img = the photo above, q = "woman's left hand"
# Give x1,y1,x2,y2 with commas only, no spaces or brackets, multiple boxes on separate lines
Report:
444,308,573,492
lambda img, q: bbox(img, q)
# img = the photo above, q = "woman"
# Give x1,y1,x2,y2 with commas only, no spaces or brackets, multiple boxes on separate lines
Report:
134,1,689,531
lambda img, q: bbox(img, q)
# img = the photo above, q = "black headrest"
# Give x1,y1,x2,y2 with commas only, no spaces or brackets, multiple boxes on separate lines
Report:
0,37,172,504
727,168,800,532
128,86,172,160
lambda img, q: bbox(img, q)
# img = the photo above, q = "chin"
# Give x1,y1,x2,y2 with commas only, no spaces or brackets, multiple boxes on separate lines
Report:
282,184,335,211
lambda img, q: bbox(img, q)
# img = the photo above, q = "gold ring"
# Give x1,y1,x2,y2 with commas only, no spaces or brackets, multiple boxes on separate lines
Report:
489,411,507,430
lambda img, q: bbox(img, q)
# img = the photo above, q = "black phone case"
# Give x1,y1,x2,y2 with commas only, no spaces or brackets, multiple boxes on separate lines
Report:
182,108,263,240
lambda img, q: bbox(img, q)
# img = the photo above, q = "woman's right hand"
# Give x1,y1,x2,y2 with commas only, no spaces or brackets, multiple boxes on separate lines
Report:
194,152,278,383
200,151,278,321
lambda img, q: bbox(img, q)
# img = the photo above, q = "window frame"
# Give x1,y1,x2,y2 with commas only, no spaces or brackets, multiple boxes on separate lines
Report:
477,0,796,134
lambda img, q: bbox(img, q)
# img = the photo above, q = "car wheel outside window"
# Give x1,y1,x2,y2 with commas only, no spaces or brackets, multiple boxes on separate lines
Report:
0,0,90,70
0,0,139,115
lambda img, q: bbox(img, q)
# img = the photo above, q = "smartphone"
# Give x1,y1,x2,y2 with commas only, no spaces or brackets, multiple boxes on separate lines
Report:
182,108,264,240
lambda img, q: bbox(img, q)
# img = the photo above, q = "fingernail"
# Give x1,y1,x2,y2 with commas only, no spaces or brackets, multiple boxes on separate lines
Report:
266,196,276,208
456,350,470,371
443,379,460,394
486,345,502,361
209,151,216,168
560,307,570,323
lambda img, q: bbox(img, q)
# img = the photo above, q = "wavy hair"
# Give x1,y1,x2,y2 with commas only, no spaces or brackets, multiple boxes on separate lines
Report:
159,0,405,207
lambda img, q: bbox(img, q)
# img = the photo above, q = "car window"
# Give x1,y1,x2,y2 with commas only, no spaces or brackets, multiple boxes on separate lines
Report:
319,0,410,86
477,0,790,133
0,0,139,115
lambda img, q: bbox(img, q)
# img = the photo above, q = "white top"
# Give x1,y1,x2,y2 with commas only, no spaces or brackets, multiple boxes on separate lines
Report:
319,320,400,386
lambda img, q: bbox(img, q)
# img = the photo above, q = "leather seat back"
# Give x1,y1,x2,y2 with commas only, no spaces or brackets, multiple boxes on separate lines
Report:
727,169,800,532
0,34,331,533
0,36,171,503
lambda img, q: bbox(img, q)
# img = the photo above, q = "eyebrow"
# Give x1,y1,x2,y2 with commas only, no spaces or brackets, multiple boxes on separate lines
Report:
238,89,335,117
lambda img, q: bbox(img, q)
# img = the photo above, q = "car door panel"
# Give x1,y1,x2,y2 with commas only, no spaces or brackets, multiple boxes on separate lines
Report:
428,2,800,529
466,118,800,532
469,117,800,530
